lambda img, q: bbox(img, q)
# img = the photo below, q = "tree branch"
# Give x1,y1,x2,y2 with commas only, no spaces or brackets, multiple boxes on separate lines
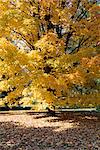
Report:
13,30,35,50
69,36,90,54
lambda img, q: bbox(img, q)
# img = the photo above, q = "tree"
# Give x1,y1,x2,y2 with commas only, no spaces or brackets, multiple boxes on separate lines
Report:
0,0,99,109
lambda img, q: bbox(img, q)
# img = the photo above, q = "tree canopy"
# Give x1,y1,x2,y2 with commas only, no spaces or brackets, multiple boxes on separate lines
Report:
0,0,100,109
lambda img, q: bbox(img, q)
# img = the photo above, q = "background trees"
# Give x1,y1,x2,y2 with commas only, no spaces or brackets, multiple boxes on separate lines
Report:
0,0,99,109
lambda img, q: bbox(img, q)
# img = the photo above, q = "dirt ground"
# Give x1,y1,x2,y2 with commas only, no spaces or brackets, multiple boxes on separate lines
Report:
0,112,100,150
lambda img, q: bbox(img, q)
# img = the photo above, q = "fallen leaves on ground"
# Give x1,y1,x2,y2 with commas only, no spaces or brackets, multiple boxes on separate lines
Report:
0,112,100,150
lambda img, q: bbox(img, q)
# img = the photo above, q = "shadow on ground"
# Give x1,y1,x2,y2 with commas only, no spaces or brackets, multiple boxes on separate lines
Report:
0,113,100,150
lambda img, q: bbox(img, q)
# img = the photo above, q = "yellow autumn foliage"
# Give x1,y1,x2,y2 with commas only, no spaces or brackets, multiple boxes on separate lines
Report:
0,0,99,109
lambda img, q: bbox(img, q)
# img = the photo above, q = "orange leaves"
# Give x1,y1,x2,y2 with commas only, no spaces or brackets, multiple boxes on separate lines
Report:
81,55,100,78
81,55,100,70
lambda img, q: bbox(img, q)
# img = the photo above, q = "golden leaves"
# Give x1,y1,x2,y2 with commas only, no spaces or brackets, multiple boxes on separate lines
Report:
0,0,99,108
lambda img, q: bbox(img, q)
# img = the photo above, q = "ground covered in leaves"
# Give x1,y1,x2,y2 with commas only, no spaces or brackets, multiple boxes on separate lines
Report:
0,112,100,150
